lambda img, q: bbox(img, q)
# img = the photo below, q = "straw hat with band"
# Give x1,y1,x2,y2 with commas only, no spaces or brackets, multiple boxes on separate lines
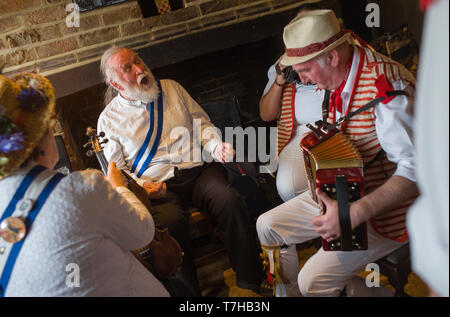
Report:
0,73,55,180
280,9,352,66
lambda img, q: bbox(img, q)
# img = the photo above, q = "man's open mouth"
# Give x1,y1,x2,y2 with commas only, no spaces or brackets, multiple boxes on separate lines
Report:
140,75,149,86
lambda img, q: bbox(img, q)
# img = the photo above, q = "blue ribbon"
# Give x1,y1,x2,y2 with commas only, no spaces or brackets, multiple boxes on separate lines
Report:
130,79,164,178
0,167,64,296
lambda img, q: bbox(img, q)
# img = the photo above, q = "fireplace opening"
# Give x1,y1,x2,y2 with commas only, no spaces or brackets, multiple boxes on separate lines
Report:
56,35,283,171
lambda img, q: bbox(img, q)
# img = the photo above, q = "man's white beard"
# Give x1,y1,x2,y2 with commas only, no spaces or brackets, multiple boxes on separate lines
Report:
119,71,159,104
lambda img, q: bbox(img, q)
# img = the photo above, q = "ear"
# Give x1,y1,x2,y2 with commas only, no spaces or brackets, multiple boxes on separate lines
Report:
328,49,340,68
110,79,123,91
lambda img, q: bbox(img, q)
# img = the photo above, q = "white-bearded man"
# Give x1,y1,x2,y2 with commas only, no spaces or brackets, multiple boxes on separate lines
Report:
97,47,266,296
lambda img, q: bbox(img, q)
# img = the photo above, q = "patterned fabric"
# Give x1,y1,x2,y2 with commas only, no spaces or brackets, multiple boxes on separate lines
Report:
328,46,416,242
0,163,168,296
277,83,296,155
155,0,171,14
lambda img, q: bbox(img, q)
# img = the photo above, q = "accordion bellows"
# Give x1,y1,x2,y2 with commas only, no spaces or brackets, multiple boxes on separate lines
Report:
307,132,362,178
301,130,363,202
301,128,368,251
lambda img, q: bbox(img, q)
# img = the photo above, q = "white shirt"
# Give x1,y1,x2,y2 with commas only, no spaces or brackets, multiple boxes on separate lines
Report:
98,79,221,184
1,163,169,297
263,63,324,133
263,53,415,182
407,0,449,297
339,47,416,182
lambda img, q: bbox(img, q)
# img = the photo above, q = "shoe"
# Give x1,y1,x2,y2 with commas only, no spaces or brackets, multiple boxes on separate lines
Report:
237,279,274,297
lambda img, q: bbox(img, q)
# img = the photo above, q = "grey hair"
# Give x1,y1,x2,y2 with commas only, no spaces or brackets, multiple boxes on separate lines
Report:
100,46,126,107
100,46,126,84
315,53,328,68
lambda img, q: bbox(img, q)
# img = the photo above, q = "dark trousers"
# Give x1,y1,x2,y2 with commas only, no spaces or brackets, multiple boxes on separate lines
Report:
150,162,264,296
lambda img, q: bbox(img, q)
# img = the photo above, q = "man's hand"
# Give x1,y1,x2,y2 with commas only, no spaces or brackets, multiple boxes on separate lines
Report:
143,180,167,199
312,188,342,242
106,162,127,189
274,62,288,87
214,142,235,163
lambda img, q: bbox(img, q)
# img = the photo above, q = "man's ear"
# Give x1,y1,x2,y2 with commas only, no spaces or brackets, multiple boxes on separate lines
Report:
328,49,340,68
110,79,123,91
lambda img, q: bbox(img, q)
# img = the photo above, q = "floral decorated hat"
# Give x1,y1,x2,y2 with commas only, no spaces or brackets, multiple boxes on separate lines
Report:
0,73,56,180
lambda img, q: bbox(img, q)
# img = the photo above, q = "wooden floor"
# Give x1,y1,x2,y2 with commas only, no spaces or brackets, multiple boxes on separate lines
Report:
195,243,430,297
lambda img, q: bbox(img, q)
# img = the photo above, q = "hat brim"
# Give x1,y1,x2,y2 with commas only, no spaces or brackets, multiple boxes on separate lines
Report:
280,33,351,66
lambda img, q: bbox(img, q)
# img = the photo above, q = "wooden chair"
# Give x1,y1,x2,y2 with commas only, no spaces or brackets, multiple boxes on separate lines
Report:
376,243,411,296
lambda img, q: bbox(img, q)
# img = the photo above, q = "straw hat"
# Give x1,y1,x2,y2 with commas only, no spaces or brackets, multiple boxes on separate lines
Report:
0,73,55,179
280,9,351,66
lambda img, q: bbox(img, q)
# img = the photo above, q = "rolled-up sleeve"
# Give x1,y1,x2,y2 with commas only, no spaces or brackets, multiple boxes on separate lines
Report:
374,80,416,182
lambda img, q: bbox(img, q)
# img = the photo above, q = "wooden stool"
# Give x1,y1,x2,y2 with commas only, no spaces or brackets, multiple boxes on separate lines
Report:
376,243,411,296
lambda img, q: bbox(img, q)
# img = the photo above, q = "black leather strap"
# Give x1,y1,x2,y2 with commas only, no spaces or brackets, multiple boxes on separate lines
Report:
324,90,409,131
364,149,385,171
335,175,353,251
322,89,331,123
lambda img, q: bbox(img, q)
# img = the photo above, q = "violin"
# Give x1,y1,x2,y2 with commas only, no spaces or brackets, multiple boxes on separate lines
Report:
84,127,182,280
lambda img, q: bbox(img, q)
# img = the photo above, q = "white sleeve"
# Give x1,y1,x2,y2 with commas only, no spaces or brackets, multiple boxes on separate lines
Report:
97,116,127,171
374,80,416,182
115,185,154,242
74,171,154,251
262,64,277,96
97,115,146,187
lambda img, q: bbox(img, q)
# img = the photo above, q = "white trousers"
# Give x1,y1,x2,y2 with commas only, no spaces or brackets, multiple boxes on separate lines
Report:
256,191,407,297
276,129,309,202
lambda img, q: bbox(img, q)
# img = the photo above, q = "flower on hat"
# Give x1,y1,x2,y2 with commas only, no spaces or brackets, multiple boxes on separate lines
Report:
0,111,24,162
17,85,48,112
0,113,19,135
0,132,24,154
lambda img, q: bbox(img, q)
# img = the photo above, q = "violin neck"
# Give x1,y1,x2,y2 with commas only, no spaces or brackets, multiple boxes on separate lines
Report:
95,151,109,176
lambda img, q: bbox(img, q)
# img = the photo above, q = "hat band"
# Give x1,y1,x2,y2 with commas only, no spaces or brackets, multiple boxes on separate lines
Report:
286,30,346,58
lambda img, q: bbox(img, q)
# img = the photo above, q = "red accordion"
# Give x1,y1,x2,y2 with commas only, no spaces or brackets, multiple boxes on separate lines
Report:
300,125,368,251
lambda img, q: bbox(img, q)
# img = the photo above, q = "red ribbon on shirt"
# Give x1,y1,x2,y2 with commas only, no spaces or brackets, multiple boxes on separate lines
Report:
329,79,346,113
329,62,352,114
375,74,395,104
420,0,436,11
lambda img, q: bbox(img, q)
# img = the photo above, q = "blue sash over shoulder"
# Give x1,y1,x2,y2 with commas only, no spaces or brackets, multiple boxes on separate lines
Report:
130,79,164,178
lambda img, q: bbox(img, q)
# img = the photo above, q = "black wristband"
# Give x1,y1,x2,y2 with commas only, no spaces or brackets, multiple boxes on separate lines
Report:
274,79,286,87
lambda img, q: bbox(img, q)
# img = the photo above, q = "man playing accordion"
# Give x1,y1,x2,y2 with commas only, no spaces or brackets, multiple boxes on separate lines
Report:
256,9,418,297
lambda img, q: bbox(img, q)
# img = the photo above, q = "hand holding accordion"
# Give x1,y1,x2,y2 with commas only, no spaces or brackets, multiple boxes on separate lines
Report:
300,123,368,251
